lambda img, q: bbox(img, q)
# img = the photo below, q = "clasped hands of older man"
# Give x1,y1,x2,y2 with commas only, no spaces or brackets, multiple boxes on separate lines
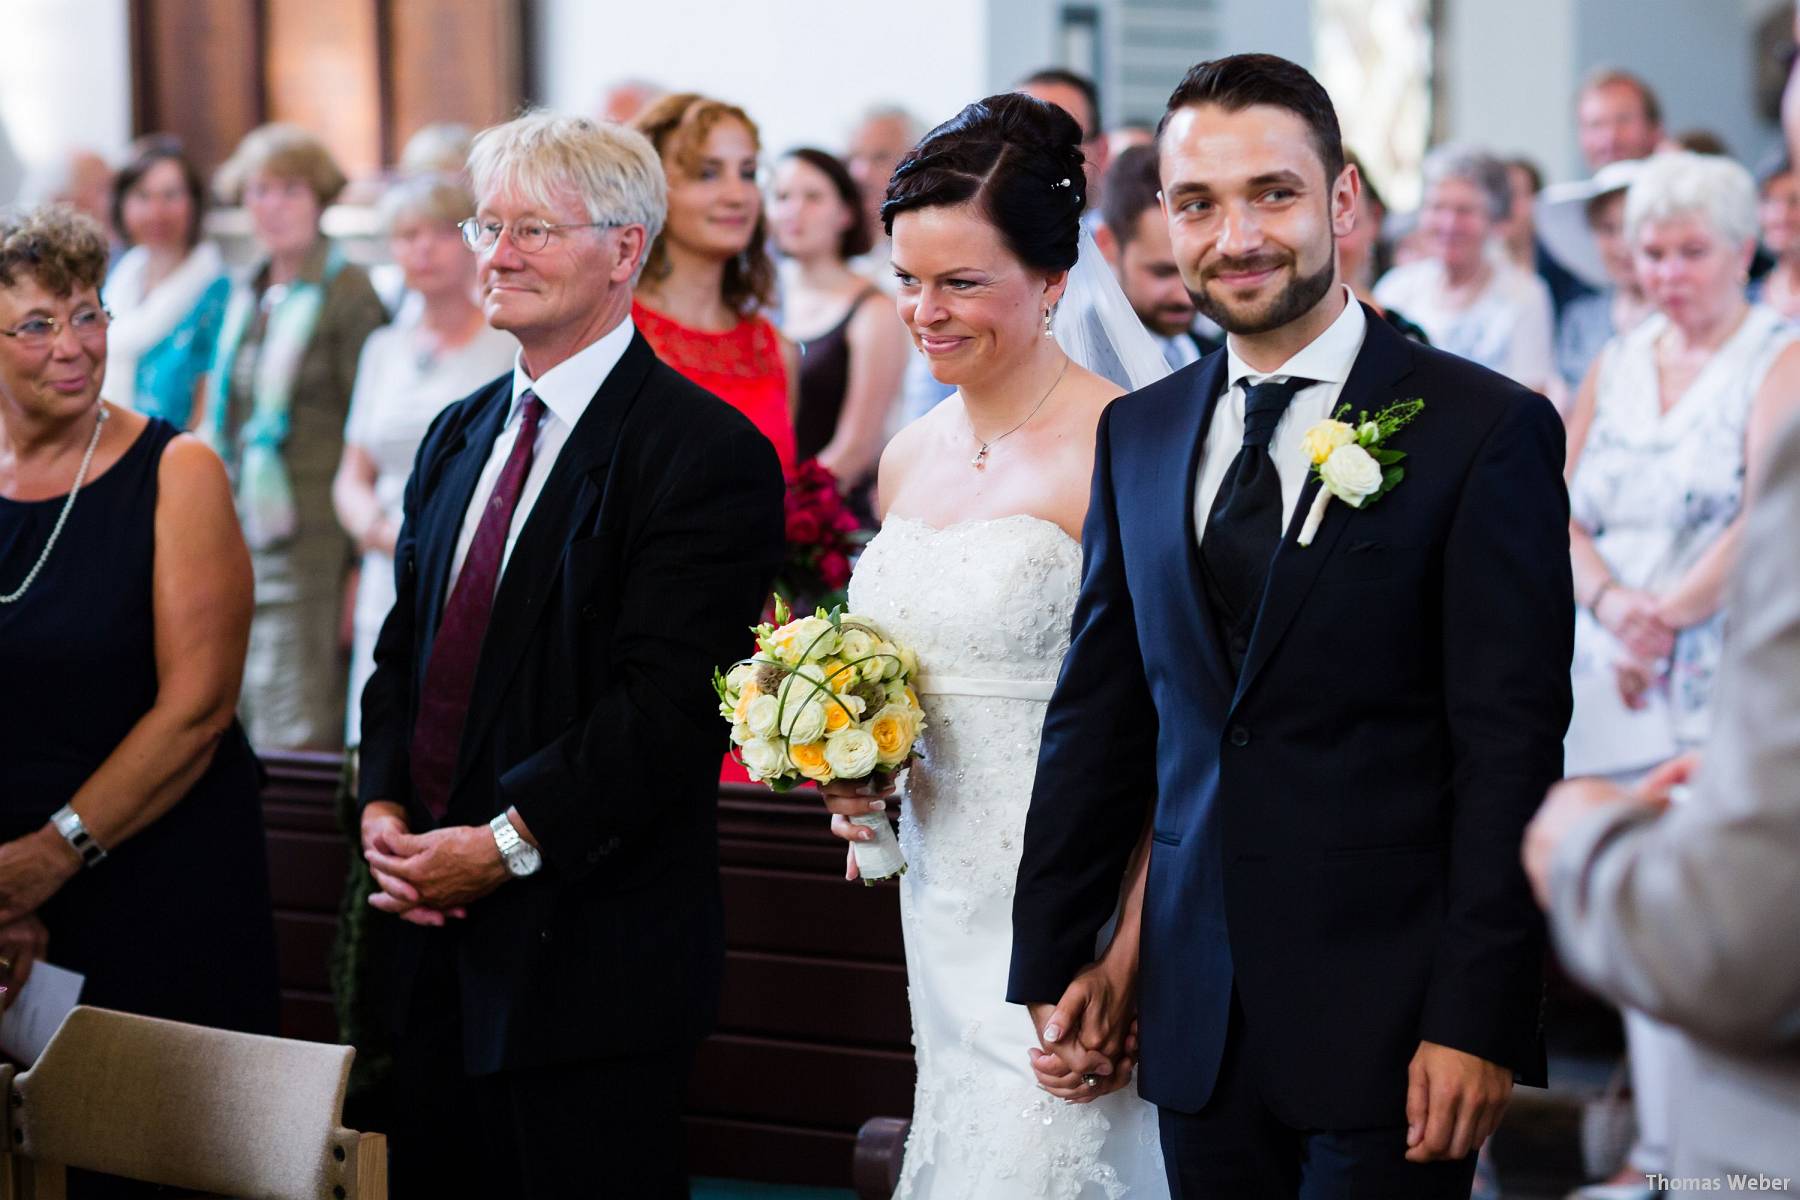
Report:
360,800,537,924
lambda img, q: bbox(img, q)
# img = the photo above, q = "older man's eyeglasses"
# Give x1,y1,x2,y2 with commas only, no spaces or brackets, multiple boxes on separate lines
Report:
458,217,619,253
0,306,112,348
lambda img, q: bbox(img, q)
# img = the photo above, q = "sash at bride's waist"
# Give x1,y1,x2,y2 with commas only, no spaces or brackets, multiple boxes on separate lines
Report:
915,674,1057,702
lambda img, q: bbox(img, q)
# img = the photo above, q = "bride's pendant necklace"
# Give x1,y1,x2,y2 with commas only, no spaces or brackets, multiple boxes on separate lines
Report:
966,357,1069,469
1,402,109,605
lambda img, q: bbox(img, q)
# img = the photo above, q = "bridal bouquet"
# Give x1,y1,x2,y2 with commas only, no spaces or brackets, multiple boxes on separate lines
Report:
714,599,924,882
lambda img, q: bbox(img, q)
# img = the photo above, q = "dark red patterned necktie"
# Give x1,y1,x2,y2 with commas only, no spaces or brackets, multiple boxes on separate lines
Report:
410,392,546,819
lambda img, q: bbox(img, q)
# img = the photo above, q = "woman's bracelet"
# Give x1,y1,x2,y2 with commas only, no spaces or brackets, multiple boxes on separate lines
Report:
1588,578,1616,614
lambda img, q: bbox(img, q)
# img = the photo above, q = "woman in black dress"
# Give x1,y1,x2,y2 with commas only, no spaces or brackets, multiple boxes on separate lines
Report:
770,148,909,507
0,205,278,1037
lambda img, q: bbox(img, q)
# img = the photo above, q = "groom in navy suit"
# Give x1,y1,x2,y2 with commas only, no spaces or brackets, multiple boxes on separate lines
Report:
1009,55,1573,1197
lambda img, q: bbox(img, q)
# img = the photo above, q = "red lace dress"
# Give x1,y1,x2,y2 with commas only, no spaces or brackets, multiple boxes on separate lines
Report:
632,300,796,470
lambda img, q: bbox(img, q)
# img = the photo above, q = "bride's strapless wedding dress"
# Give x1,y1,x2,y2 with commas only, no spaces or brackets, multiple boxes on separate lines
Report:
848,514,1168,1200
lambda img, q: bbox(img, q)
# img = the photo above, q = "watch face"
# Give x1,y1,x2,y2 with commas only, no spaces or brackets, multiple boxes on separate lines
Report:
509,845,543,876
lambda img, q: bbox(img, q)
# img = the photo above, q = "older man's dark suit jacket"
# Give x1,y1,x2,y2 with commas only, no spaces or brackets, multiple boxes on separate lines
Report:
1009,308,1573,1129
358,330,784,1075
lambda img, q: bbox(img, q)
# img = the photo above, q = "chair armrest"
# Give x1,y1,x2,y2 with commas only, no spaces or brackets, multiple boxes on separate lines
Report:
852,1116,909,1200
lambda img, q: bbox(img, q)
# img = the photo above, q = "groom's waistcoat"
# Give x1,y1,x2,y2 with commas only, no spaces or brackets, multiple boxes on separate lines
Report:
1011,309,1572,1127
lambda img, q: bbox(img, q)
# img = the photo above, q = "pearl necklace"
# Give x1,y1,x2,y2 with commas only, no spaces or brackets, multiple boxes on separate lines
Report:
1,402,109,604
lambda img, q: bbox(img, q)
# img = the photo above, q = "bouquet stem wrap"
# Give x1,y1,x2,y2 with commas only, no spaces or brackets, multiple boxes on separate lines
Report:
848,812,906,883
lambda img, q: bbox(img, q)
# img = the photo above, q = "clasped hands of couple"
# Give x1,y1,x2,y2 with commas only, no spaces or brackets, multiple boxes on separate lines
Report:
360,800,533,924
819,777,1513,1164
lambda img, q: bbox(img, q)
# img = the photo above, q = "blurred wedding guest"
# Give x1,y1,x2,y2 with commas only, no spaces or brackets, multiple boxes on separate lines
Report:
633,93,796,469
332,175,515,746
1751,155,1800,320
1338,151,1429,344
369,126,482,318
1525,412,1800,1186
208,124,388,750
1093,143,1213,368
0,205,278,1042
1376,146,1557,394
770,148,907,501
1578,68,1665,173
844,104,922,285
1019,67,1107,211
1499,157,1542,271
101,136,229,426
18,149,115,241
599,77,665,126
1106,122,1155,159
1538,159,1655,391
1561,152,1800,1199
398,122,475,178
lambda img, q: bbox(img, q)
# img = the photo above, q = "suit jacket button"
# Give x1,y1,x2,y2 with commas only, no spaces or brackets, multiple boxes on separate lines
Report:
581,603,601,620
1228,725,1250,748
540,929,552,942
586,848,602,863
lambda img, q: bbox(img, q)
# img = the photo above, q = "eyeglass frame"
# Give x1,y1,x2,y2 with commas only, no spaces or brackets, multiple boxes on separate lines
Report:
457,216,628,253
0,304,114,346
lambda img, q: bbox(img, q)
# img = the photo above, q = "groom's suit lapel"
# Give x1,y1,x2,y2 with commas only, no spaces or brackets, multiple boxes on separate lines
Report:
1176,351,1237,701
1231,310,1415,709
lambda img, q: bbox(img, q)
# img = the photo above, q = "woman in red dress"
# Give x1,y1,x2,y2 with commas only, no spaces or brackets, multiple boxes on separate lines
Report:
633,93,797,469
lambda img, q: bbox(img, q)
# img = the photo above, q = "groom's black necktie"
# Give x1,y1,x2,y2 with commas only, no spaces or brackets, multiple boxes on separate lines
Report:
1200,376,1312,675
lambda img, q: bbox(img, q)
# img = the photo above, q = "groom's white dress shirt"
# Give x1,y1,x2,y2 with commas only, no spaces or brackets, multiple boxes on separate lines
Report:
1193,287,1368,542
447,317,635,593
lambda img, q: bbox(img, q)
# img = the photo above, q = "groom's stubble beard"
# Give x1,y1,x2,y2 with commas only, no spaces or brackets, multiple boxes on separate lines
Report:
1191,237,1338,337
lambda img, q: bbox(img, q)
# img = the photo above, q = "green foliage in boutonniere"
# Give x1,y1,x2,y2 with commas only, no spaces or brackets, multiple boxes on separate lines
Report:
1296,398,1425,546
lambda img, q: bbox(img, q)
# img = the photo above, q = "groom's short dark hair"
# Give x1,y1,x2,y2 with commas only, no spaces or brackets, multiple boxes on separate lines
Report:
1158,54,1346,184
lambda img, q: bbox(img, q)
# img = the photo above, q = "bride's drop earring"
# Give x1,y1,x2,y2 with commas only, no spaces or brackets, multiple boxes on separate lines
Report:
1042,308,1055,338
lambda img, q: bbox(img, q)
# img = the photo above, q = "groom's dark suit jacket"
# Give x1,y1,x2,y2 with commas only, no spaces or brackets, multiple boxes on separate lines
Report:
1009,307,1573,1128
359,331,785,1075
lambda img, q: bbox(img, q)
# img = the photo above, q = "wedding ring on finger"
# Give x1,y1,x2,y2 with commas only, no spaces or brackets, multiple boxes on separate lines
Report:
1081,1072,1101,1089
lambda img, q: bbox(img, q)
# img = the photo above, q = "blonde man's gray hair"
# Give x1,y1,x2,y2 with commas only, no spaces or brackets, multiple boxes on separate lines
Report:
378,172,476,231
1625,151,1758,248
467,111,666,280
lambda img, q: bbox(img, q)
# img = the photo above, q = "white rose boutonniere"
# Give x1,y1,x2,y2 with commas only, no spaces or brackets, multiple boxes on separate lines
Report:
1297,398,1425,547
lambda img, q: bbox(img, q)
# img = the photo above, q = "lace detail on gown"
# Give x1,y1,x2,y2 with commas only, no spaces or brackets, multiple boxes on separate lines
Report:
849,515,1167,1200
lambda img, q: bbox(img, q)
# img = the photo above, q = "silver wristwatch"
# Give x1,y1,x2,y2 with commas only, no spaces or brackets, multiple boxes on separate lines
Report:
51,805,107,867
489,812,542,877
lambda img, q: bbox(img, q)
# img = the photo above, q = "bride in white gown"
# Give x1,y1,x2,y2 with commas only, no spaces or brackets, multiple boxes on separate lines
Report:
821,94,1175,1198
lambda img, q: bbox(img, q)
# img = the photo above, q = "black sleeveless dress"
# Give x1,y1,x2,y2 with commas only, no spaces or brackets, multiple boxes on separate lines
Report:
793,288,878,463
0,416,279,1035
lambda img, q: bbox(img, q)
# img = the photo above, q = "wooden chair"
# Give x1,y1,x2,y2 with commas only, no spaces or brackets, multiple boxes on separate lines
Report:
0,1005,384,1199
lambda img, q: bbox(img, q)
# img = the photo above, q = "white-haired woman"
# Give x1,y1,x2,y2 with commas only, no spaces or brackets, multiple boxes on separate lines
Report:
1562,151,1800,1199
1375,146,1557,396
331,175,516,745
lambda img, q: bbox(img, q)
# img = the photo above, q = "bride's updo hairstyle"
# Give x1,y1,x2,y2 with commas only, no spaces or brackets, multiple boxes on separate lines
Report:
880,93,1086,274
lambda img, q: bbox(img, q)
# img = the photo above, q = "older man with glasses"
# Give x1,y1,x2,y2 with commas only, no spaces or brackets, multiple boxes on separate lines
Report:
356,111,785,1197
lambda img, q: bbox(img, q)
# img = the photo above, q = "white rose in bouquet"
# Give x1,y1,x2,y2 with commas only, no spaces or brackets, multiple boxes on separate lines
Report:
739,737,783,781
782,699,829,745
769,615,837,663
824,727,880,779
744,693,780,739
